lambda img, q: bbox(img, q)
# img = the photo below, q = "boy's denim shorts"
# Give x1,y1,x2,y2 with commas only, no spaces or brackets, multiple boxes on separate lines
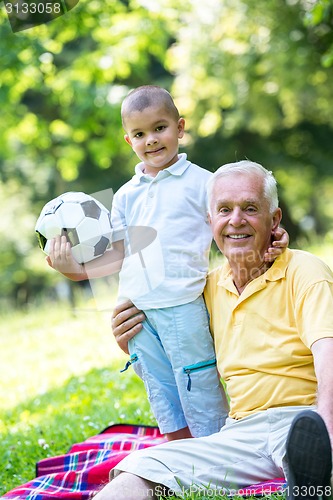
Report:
124,295,229,437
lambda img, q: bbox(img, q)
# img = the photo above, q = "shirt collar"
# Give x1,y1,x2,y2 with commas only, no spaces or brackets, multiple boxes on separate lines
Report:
133,153,190,182
217,248,293,292
265,248,293,282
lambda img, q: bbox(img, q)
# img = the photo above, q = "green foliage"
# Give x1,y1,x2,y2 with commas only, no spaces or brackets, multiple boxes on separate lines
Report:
166,0,333,246
1,0,333,305
303,0,333,67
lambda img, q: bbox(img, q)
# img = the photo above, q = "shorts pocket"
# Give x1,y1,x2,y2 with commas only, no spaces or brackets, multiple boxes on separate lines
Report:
183,358,217,391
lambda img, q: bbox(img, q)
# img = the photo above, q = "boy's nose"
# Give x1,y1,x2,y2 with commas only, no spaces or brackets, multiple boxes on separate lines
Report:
146,134,158,145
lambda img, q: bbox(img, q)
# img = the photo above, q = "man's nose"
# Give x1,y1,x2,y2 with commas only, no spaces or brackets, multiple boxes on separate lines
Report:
229,208,245,226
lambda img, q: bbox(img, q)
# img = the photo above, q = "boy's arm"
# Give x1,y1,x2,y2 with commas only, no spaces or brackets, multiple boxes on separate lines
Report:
264,226,289,262
47,235,124,281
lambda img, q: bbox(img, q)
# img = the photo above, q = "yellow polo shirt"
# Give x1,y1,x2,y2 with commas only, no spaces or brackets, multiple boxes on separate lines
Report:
204,249,333,420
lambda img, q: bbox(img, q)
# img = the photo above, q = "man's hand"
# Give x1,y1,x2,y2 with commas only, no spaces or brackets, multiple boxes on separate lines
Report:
112,301,145,354
46,235,86,280
264,226,289,262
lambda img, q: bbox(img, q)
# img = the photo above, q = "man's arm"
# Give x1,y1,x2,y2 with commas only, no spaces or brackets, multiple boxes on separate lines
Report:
311,337,333,448
111,300,145,354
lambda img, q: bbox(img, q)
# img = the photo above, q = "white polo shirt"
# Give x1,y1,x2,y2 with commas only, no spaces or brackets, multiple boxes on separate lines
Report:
111,153,213,309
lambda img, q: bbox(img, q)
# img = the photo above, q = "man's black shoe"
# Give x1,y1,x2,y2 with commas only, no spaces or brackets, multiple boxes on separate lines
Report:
286,410,332,500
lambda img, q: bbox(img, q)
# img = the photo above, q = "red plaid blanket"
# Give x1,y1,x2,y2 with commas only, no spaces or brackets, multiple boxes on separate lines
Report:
1,424,286,498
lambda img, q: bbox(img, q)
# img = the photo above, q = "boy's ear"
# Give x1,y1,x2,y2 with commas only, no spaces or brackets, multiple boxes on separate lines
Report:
124,134,132,147
178,118,185,139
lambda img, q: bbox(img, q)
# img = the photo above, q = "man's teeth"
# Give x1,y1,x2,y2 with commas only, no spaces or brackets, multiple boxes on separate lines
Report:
229,234,248,239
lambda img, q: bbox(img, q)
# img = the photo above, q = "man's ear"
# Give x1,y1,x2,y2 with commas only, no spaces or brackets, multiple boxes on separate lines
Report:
124,134,132,147
272,208,282,231
208,212,212,225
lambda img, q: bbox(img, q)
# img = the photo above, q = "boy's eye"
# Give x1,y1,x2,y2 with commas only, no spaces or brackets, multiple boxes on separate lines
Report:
156,125,166,131
134,132,143,138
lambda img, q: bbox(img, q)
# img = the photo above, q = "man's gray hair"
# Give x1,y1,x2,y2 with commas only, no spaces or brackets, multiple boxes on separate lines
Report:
207,160,279,214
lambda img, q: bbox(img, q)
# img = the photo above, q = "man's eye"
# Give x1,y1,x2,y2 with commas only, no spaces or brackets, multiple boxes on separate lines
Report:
219,207,230,214
246,206,257,213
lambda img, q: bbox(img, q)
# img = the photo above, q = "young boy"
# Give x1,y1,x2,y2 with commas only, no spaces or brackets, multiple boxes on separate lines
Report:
48,85,288,441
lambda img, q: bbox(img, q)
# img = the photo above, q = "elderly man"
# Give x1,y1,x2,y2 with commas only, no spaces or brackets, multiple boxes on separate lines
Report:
95,161,333,500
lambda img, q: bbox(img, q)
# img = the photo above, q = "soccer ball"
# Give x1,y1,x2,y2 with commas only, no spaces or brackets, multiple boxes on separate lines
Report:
35,192,112,264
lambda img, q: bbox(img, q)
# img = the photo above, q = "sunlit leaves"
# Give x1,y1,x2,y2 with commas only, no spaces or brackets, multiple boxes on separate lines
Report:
1,0,333,304
169,0,333,138
303,0,333,67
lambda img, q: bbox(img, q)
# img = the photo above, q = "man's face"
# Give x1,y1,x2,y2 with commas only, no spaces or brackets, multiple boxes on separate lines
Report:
209,172,282,266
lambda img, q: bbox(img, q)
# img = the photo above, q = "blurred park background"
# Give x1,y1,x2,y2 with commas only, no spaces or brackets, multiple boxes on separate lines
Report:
1,1,333,494
1,0,333,310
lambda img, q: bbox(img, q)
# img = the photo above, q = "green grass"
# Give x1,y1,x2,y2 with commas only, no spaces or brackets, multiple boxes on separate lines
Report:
2,245,331,498
0,283,294,499
0,300,282,500
0,300,156,496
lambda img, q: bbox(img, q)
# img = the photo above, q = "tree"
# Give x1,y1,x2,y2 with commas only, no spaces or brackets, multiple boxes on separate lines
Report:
304,0,333,68
0,0,178,304
167,0,333,239
1,0,333,305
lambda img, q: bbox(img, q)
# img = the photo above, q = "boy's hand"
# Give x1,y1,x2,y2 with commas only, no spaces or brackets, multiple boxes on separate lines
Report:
46,235,86,280
264,226,289,262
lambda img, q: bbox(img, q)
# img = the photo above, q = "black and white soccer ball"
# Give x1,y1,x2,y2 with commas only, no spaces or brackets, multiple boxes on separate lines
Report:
35,192,112,264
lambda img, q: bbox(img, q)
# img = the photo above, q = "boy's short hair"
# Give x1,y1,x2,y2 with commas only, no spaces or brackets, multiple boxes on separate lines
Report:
121,85,180,128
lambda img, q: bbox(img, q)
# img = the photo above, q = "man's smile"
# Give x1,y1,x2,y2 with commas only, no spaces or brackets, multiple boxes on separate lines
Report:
227,234,251,239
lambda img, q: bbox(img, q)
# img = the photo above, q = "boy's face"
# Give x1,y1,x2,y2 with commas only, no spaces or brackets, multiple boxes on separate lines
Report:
123,105,185,176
